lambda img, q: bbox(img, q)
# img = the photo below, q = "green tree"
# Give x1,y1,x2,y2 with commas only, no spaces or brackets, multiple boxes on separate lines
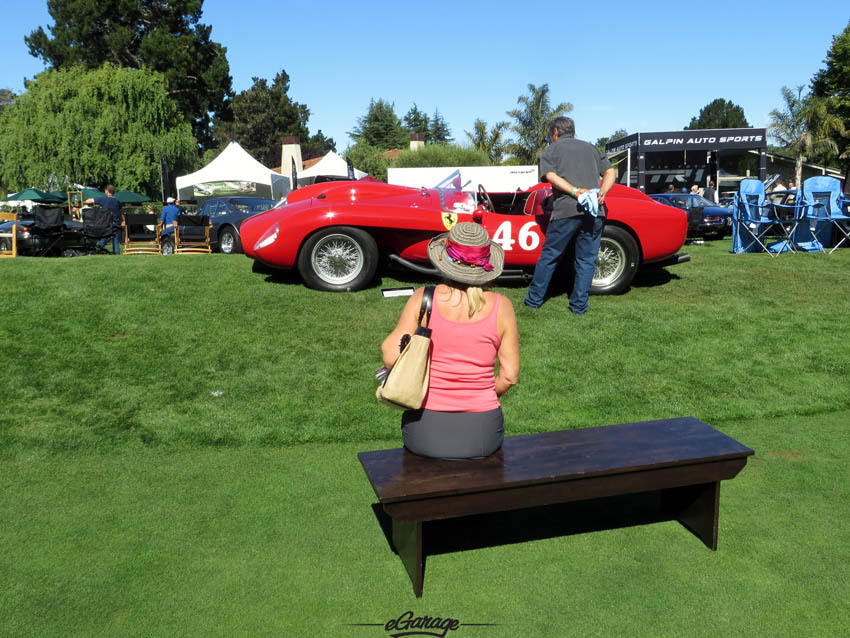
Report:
685,99,750,130
595,129,629,152
214,70,309,167
303,130,337,161
428,109,453,145
465,119,508,164
344,144,389,182
0,89,14,109
403,104,430,138
390,144,489,169
349,99,409,151
506,83,572,164
768,85,845,186
811,20,850,163
25,0,232,152
0,65,197,197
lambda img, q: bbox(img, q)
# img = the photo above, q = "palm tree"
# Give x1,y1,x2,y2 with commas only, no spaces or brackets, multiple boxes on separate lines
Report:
506,84,572,164
465,119,509,164
769,85,845,187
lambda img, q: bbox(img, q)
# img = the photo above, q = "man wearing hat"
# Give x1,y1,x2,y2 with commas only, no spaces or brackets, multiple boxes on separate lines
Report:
524,117,616,314
160,197,181,237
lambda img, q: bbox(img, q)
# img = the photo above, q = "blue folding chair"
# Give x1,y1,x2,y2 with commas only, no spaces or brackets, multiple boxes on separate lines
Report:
797,176,850,253
732,179,782,255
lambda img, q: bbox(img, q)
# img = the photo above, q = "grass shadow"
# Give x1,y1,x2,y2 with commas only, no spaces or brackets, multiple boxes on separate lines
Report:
631,268,680,289
369,491,675,557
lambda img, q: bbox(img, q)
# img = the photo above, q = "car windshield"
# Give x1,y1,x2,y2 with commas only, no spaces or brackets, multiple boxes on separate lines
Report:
692,196,717,207
436,188,476,214
229,198,276,213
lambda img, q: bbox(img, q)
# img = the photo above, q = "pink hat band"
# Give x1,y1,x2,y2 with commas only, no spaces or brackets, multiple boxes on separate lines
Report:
445,240,494,271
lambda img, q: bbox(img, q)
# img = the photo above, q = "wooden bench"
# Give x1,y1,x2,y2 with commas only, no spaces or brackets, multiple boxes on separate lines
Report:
358,416,753,597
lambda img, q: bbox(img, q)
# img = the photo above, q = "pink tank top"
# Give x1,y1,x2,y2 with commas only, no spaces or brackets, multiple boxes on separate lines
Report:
422,293,502,412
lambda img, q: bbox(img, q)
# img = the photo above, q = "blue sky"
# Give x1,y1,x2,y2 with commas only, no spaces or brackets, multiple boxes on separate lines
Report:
2,1,848,154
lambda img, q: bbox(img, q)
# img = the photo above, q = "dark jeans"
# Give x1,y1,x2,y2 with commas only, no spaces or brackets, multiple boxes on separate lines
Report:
524,214,604,314
97,231,121,255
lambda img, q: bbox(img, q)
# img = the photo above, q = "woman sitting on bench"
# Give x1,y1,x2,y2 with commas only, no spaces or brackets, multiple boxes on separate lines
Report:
381,223,520,459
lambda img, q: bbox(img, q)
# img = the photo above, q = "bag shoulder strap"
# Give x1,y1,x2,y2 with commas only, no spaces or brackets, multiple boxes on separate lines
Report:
418,286,435,328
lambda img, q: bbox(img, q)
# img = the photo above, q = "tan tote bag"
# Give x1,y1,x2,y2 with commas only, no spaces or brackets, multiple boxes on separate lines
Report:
376,286,434,410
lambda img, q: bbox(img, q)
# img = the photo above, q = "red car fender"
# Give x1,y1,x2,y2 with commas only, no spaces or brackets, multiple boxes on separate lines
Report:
605,185,687,262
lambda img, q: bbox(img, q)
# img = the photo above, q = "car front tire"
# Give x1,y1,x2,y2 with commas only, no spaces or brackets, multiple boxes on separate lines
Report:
297,226,378,292
219,226,242,254
591,225,640,295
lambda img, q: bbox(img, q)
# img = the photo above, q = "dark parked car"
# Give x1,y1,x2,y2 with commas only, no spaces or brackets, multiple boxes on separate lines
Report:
649,193,733,239
0,206,86,255
193,197,277,254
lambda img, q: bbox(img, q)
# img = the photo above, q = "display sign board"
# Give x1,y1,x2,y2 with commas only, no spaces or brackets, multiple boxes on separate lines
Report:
388,165,539,192
606,128,767,153
191,181,258,198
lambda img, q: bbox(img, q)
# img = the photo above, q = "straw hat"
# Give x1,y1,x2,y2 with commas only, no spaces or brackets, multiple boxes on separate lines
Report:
427,222,504,285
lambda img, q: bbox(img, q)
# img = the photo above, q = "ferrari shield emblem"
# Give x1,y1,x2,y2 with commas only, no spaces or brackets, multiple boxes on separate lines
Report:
442,212,458,231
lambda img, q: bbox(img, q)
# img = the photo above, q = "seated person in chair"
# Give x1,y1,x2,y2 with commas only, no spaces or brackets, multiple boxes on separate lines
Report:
160,197,181,236
84,184,121,254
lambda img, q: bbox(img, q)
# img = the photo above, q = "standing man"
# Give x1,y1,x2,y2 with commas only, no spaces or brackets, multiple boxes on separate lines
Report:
85,184,121,254
704,179,719,203
524,117,616,315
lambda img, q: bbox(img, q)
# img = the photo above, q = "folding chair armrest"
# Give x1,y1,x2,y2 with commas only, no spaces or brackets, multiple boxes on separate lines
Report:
772,202,799,215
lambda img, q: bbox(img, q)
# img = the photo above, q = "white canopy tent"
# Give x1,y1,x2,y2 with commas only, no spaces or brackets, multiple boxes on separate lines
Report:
176,141,289,201
299,151,367,179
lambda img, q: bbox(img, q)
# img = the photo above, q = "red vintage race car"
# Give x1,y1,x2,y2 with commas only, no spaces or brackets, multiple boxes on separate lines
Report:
240,180,689,293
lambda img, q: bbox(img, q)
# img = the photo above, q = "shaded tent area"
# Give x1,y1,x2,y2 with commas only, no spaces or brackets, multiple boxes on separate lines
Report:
176,142,288,203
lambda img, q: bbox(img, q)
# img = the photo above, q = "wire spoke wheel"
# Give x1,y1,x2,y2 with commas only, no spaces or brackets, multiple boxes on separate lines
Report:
298,226,378,292
311,233,365,285
594,237,626,287
590,226,639,295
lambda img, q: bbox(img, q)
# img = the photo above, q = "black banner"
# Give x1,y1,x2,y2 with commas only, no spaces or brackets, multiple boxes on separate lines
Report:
607,128,766,153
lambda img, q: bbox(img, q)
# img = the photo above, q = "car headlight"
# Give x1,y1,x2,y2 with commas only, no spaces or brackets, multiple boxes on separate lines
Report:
253,222,279,251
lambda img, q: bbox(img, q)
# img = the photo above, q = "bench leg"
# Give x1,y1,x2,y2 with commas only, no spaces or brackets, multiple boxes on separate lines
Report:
392,519,424,597
664,481,720,550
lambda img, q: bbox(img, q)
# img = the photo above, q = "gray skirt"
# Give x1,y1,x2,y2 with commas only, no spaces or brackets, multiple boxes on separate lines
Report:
401,408,504,460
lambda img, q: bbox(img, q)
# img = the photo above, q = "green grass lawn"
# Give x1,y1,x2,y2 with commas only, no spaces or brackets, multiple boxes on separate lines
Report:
2,242,849,636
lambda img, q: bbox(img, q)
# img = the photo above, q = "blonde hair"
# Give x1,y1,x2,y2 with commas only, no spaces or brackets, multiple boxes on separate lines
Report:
442,280,488,317
467,286,485,317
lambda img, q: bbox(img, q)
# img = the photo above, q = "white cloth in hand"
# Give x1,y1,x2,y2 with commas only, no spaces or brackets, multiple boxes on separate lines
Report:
578,188,600,217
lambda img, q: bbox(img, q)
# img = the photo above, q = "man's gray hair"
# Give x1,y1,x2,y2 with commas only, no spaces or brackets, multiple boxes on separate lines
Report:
549,117,575,139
